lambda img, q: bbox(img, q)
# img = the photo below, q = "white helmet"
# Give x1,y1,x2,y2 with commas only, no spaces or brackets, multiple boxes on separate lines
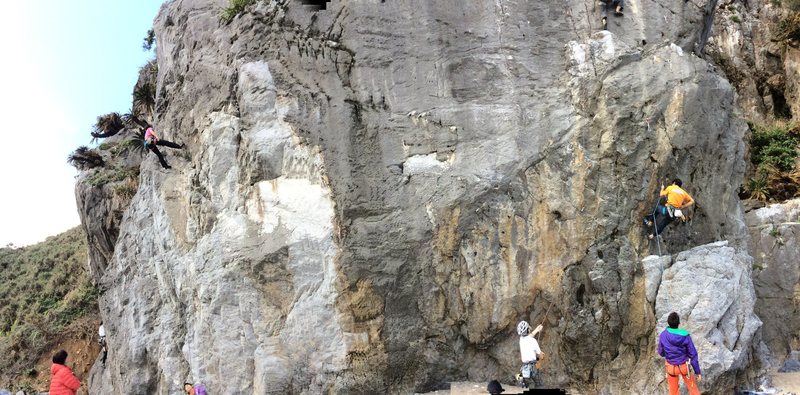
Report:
517,320,531,336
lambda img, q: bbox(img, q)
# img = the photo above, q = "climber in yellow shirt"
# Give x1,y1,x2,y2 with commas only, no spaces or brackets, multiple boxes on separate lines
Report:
646,178,694,239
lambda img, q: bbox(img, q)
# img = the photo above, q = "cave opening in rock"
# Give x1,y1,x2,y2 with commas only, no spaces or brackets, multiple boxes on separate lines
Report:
576,284,586,306
771,88,792,119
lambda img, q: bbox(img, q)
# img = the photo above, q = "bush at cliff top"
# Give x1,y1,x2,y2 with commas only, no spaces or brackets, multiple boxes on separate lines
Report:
221,0,257,24
0,227,98,384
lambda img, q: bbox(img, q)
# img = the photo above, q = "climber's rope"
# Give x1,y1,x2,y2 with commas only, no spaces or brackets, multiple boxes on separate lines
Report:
535,300,556,341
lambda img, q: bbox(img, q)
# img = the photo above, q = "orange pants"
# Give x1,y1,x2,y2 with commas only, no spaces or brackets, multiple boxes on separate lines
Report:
665,362,700,395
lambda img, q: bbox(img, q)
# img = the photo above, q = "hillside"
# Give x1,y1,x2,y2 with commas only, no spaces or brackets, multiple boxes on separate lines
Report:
0,227,99,393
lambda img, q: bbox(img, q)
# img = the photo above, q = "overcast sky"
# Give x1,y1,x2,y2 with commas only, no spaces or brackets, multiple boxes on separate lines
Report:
0,1,164,246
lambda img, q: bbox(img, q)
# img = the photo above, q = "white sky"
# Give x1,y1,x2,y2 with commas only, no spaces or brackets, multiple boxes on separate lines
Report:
0,1,164,246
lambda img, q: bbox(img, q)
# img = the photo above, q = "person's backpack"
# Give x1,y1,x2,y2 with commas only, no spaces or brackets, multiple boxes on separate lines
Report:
194,384,208,395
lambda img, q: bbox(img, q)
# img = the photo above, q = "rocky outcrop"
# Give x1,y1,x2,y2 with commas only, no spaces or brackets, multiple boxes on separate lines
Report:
706,0,799,120
650,242,762,391
746,199,800,364
78,0,765,394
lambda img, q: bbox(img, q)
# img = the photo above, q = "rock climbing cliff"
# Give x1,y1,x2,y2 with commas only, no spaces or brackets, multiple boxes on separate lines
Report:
75,0,791,394
706,0,800,121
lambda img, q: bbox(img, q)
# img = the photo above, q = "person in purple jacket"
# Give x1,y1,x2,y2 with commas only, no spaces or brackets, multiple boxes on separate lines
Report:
658,312,701,395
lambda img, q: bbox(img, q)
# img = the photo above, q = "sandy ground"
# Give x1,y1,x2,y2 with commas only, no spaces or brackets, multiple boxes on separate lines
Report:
419,373,800,395
771,372,800,394
417,381,528,394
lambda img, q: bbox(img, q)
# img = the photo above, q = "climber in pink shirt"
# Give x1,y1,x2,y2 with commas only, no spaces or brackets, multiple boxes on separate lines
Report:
144,126,183,169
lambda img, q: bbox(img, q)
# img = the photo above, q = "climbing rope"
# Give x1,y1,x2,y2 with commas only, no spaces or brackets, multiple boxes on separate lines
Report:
535,300,556,341
645,118,663,256
649,195,663,257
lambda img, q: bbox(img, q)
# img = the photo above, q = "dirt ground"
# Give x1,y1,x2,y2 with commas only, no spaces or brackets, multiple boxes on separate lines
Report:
421,373,800,395
4,317,101,395
771,372,800,394
418,381,528,394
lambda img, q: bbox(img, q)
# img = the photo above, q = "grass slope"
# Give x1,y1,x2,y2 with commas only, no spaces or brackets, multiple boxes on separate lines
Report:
0,226,98,388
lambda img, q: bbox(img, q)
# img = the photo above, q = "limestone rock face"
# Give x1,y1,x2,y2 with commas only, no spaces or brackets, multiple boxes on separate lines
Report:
79,1,758,394
706,1,798,120
75,132,143,278
746,199,800,363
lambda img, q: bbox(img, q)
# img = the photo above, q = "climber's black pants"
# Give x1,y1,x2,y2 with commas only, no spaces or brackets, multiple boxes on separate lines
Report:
601,0,624,17
652,206,676,236
148,140,181,168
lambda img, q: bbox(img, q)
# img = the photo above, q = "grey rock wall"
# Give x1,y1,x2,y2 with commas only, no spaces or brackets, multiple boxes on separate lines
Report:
706,0,799,121
746,199,800,364
78,0,763,394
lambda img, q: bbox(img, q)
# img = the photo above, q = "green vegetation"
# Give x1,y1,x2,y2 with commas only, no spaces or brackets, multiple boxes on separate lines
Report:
132,82,156,117
142,28,156,51
743,121,800,201
776,12,800,41
93,112,126,138
67,146,104,170
744,174,769,201
113,178,140,200
730,15,742,23
221,0,258,24
750,122,799,171
85,165,140,187
0,227,97,382
772,0,800,10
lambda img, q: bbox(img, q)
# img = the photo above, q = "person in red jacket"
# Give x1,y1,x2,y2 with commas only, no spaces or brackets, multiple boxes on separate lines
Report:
49,350,81,395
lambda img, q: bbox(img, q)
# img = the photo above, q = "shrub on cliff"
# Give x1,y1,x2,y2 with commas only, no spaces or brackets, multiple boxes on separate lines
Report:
743,121,800,201
85,165,140,187
221,0,257,24
750,121,799,171
132,82,156,117
142,28,156,51
91,112,125,139
775,0,800,11
67,146,104,170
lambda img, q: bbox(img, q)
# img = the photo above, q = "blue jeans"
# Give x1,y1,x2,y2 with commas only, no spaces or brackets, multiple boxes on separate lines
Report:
519,362,542,388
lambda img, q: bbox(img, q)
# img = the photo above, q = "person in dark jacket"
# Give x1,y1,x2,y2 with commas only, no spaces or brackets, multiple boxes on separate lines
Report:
600,0,624,30
657,312,701,395
49,350,81,395
487,379,505,394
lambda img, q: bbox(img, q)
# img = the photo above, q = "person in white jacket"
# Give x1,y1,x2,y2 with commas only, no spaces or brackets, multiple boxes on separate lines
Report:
516,321,543,388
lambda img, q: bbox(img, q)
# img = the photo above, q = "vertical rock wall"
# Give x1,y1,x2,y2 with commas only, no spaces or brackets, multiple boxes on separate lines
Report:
706,0,799,121
78,0,759,394
746,199,800,363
